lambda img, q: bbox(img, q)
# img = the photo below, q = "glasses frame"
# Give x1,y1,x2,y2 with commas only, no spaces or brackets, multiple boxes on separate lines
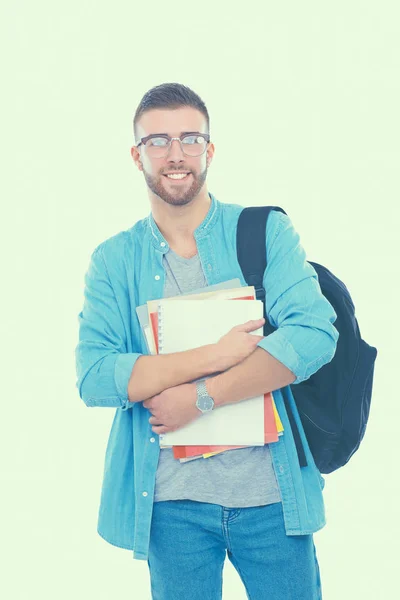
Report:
135,132,211,158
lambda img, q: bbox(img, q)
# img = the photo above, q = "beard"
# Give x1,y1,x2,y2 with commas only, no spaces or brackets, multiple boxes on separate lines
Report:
142,165,208,207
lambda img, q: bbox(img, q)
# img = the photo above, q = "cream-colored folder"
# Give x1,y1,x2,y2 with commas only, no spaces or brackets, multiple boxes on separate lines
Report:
157,299,265,447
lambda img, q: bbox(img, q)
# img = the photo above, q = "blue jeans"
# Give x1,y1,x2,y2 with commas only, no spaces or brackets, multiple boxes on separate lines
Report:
147,499,322,600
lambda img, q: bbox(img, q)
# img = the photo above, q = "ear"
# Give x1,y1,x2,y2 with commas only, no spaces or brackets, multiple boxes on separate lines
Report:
131,146,143,170
206,142,215,167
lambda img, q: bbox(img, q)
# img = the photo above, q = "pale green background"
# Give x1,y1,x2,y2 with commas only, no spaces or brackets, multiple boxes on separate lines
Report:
2,1,399,598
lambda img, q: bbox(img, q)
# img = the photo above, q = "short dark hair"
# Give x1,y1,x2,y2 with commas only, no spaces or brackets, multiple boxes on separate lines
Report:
133,82,210,142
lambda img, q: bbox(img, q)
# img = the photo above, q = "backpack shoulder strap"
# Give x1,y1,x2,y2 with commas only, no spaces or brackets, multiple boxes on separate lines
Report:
236,206,287,302
236,205,307,468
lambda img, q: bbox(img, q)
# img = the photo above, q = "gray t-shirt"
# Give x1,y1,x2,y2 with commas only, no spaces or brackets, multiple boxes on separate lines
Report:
153,248,281,508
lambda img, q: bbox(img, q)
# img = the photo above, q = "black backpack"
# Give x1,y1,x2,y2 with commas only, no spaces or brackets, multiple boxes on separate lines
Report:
236,206,378,474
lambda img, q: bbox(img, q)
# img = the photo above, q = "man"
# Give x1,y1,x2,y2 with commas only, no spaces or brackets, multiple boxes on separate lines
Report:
75,82,339,599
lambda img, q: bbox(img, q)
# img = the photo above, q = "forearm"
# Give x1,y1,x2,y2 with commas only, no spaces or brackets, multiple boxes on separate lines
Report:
127,344,220,403
207,346,296,407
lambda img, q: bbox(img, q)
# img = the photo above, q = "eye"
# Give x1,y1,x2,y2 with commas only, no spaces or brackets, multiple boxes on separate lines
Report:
147,137,169,147
182,135,205,145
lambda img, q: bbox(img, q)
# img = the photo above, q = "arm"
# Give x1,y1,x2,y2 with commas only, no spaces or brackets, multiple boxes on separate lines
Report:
144,348,296,435
207,346,295,407
75,244,222,410
127,346,221,403
128,317,265,403
75,244,140,410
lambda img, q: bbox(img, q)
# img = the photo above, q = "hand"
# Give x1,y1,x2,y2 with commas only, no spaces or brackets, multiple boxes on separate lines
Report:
142,383,201,435
214,318,265,371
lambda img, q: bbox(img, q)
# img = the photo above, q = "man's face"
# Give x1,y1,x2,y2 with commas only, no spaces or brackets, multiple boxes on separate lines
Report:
131,107,214,207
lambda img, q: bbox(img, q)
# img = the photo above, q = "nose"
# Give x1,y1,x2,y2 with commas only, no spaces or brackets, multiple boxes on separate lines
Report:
167,138,185,162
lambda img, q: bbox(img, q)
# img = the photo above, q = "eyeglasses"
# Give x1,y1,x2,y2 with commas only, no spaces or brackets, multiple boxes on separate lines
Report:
135,132,211,158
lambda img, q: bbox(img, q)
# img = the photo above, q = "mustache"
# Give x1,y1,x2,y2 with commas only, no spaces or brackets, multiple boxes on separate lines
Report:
162,169,192,174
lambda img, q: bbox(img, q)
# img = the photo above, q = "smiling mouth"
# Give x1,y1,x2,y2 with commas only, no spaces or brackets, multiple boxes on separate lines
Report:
163,173,192,181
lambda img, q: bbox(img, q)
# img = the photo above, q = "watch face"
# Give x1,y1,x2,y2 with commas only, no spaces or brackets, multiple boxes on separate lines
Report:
197,396,214,411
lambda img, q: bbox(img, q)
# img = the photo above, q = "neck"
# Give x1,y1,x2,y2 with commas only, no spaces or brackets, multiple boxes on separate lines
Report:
150,188,211,246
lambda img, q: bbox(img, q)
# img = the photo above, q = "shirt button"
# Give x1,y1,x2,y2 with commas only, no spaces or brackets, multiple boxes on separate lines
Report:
279,466,284,474
150,437,155,443
155,275,160,281
142,491,148,497
160,242,166,247
208,264,212,271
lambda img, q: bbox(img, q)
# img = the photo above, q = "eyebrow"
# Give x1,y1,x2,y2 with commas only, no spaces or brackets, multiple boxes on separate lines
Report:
149,131,202,136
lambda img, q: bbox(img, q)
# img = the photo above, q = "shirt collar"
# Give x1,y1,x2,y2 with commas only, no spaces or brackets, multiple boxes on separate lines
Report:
147,192,220,253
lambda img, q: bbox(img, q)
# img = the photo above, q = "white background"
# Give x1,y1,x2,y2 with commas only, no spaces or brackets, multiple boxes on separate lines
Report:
2,1,399,598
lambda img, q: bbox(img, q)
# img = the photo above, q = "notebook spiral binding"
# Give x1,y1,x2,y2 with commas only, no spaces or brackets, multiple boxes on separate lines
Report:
157,302,165,355
157,303,166,445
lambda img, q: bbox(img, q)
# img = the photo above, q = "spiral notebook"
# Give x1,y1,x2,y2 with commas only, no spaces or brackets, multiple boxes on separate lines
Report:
148,286,256,355
135,278,242,354
157,299,266,447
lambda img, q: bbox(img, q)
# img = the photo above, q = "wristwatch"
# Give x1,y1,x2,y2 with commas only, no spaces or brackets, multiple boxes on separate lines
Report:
195,379,215,413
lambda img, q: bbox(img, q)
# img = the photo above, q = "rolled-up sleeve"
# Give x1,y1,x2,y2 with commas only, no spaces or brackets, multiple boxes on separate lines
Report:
256,211,339,384
75,245,142,410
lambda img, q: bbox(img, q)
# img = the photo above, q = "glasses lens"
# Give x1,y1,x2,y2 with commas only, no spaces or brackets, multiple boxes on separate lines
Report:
181,135,207,156
144,135,208,158
145,137,169,158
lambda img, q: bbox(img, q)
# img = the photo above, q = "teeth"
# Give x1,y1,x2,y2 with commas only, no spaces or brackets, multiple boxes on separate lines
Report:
166,173,189,179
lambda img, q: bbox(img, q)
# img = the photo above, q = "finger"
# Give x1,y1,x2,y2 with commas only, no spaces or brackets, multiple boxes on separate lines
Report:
149,416,163,425
152,425,168,435
143,395,157,409
237,318,265,331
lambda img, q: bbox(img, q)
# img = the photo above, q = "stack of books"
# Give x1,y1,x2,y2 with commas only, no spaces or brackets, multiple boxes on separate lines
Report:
136,280,283,463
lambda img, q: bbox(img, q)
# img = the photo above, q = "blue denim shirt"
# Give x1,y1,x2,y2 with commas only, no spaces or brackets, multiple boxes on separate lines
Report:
75,193,339,560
